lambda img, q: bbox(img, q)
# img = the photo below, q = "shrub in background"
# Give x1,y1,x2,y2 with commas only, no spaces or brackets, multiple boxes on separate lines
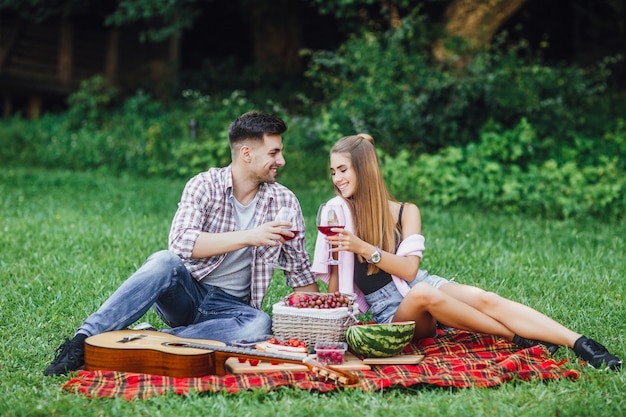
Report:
2,15,625,222
0,87,257,176
306,11,623,161
381,118,626,221
66,75,119,128
0,85,326,192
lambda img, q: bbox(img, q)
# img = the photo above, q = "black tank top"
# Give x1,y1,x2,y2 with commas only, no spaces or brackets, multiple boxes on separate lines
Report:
354,203,405,295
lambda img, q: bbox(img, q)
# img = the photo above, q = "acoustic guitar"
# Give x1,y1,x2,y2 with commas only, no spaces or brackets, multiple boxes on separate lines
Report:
84,330,360,386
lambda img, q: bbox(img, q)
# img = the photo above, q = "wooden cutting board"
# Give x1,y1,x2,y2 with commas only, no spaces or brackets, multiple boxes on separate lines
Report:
225,352,371,374
362,354,425,365
225,352,426,374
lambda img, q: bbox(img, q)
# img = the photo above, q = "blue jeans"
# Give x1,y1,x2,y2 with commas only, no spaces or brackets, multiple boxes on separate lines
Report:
77,250,272,343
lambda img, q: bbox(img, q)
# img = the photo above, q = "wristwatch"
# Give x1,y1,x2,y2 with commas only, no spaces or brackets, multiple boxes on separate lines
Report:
367,247,382,264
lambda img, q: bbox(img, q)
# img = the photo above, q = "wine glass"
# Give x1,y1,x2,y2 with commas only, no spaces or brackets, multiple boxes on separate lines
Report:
265,207,297,269
316,203,346,265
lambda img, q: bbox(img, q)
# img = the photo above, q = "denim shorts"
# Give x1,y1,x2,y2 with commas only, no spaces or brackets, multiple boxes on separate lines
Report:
363,269,452,324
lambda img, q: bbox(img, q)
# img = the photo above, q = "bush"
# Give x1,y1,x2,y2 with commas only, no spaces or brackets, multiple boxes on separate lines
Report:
2,91,624,221
0,88,274,177
66,75,119,128
381,119,626,221
306,11,623,157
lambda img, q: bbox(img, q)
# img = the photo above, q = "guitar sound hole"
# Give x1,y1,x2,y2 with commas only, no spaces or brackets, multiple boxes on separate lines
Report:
163,342,190,348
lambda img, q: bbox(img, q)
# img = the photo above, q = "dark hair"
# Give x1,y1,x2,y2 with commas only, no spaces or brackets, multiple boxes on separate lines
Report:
228,111,287,147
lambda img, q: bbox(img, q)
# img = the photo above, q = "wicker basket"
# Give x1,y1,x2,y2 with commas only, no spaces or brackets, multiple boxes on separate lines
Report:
271,293,359,348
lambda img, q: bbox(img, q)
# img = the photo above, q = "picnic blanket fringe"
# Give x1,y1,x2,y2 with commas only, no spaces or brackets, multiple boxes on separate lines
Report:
62,330,579,400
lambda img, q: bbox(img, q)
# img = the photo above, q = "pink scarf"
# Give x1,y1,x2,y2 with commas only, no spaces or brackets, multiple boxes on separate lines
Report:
311,196,426,313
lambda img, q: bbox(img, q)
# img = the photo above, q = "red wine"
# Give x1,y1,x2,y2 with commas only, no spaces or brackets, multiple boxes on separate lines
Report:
317,225,344,236
283,230,300,241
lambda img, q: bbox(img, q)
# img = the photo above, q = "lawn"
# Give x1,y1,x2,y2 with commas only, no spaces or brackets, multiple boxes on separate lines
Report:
0,167,624,417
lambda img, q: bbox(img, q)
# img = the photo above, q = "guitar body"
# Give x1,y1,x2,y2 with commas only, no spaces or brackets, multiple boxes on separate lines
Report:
85,330,360,385
85,330,223,378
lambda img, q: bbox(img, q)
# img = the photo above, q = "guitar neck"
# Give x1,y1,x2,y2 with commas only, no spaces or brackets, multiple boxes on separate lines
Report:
185,342,304,361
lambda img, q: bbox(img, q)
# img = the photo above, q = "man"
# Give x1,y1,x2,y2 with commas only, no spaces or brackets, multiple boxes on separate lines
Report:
45,111,319,376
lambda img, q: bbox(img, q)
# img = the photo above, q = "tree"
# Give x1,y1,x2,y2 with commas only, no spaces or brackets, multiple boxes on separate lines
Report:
307,0,529,65
433,0,528,65
0,0,305,81
246,0,303,76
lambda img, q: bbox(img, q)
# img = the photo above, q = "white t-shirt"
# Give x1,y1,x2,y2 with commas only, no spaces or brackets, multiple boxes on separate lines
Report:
200,193,259,300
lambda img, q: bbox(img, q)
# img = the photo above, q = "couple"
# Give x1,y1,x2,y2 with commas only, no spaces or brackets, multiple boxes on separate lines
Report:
45,112,621,376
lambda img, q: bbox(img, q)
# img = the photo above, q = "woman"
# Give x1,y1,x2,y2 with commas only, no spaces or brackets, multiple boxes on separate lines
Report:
312,133,622,371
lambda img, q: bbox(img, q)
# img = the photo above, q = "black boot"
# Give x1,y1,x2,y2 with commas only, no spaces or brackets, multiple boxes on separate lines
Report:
513,334,560,355
573,336,622,370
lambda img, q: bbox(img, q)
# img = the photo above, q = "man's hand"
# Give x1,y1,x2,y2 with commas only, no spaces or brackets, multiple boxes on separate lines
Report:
191,220,293,258
249,220,294,247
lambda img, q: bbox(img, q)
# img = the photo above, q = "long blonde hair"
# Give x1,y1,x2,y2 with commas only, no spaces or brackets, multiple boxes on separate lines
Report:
330,134,398,274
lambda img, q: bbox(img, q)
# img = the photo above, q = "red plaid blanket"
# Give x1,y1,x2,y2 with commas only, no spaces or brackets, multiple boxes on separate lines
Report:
62,330,578,400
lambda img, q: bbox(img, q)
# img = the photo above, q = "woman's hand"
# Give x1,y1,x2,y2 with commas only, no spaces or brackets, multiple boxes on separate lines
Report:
327,228,364,255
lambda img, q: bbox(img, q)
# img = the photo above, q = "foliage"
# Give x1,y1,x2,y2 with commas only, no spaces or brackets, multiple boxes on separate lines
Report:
306,11,623,157
104,0,206,42
306,10,438,151
66,75,119,128
0,0,207,42
1,79,626,221
299,9,626,221
305,0,418,30
2,3,626,222
0,85,256,176
380,118,626,221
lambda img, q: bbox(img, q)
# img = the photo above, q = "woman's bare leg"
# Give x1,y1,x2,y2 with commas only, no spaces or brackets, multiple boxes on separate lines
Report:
393,282,515,339
439,282,580,347
392,282,621,370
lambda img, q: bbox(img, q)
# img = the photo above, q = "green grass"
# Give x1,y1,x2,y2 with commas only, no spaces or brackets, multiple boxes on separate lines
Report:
0,167,624,417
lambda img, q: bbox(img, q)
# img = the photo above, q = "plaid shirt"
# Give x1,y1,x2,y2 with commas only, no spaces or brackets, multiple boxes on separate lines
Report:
168,165,316,309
